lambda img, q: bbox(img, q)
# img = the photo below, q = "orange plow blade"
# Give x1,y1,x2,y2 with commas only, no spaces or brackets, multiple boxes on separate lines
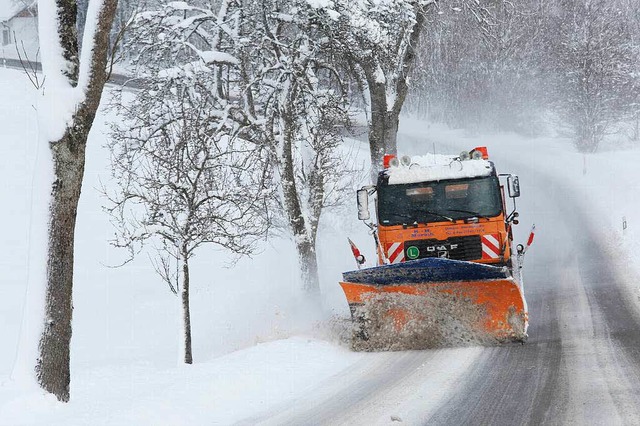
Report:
340,258,528,350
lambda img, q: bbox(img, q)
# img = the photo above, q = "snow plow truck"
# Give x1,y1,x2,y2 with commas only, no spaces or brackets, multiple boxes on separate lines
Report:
341,147,532,350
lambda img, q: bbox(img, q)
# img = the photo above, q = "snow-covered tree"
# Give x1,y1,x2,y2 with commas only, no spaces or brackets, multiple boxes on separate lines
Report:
620,0,640,141
13,0,118,403
108,0,271,364
313,0,434,177
408,0,640,143
119,0,354,301
551,0,640,152
243,0,353,297
405,1,551,134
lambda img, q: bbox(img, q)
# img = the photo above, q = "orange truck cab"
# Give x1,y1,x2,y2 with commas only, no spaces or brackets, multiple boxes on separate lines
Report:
356,147,522,272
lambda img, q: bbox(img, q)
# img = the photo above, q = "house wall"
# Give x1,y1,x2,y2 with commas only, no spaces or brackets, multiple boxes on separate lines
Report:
1,16,38,61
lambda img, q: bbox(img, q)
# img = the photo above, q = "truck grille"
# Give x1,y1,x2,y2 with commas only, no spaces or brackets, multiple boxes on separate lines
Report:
404,236,482,261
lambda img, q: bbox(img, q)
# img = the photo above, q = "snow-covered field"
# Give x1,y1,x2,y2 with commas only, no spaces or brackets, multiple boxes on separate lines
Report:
2,65,640,424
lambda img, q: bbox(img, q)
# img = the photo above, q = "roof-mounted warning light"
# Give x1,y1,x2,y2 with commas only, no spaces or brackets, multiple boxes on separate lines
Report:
471,146,489,160
383,154,412,168
383,154,398,168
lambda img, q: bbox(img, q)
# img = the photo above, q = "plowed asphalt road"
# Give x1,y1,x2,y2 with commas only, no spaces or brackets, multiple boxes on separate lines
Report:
239,144,640,425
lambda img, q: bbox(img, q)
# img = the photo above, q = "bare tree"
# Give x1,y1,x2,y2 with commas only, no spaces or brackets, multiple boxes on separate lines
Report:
108,0,271,363
107,81,270,364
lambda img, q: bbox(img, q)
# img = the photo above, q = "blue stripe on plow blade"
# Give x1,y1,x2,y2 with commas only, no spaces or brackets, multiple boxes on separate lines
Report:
342,257,509,285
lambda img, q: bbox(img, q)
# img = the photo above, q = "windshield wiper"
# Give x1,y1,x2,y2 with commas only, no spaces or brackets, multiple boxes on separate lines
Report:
408,209,454,222
385,210,454,225
443,208,490,219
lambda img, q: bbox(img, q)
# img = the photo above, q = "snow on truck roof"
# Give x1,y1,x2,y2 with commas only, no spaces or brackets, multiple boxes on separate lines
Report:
385,153,494,185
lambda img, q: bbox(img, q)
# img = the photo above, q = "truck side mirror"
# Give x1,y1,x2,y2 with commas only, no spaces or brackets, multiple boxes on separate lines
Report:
357,188,370,221
507,175,520,198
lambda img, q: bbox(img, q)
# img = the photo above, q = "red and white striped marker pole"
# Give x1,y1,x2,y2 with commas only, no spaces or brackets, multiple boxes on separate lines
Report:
525,224,535,253
348,238,366,269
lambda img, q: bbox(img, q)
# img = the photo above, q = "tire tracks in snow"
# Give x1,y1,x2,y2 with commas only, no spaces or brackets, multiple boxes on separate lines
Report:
558,183,640,423
427,163,640,424
236,347,483,425
426,256,565,425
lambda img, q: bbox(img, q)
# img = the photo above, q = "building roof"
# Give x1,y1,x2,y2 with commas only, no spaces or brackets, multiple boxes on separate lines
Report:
0,0,36,22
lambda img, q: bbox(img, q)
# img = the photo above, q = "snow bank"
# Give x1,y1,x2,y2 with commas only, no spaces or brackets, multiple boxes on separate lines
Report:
0,67,47,389
0,337,362,425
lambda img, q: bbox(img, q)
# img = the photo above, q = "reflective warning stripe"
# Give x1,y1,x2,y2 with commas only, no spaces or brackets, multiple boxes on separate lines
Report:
481,234,501,259
387,242,404,264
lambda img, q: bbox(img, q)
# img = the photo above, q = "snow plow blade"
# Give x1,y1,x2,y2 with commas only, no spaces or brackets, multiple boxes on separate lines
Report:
340,258,528,351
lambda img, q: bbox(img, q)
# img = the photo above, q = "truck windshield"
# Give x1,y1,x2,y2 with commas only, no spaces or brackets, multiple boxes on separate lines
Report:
377,175,502,225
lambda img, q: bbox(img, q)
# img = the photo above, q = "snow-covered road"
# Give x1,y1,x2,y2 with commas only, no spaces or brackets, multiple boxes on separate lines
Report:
428,173,640,424
238,347,482,425
238,133,640,425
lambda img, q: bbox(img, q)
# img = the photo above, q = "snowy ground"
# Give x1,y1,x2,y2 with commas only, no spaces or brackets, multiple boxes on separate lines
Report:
2,66,640,424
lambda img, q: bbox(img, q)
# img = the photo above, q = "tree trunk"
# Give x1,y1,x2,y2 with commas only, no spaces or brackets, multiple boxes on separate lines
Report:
181,250,193,364
34,0,118,402
277,105,322,296
295,237,320,297
35,131,86,402
368,81,399,177
363,6,426,181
